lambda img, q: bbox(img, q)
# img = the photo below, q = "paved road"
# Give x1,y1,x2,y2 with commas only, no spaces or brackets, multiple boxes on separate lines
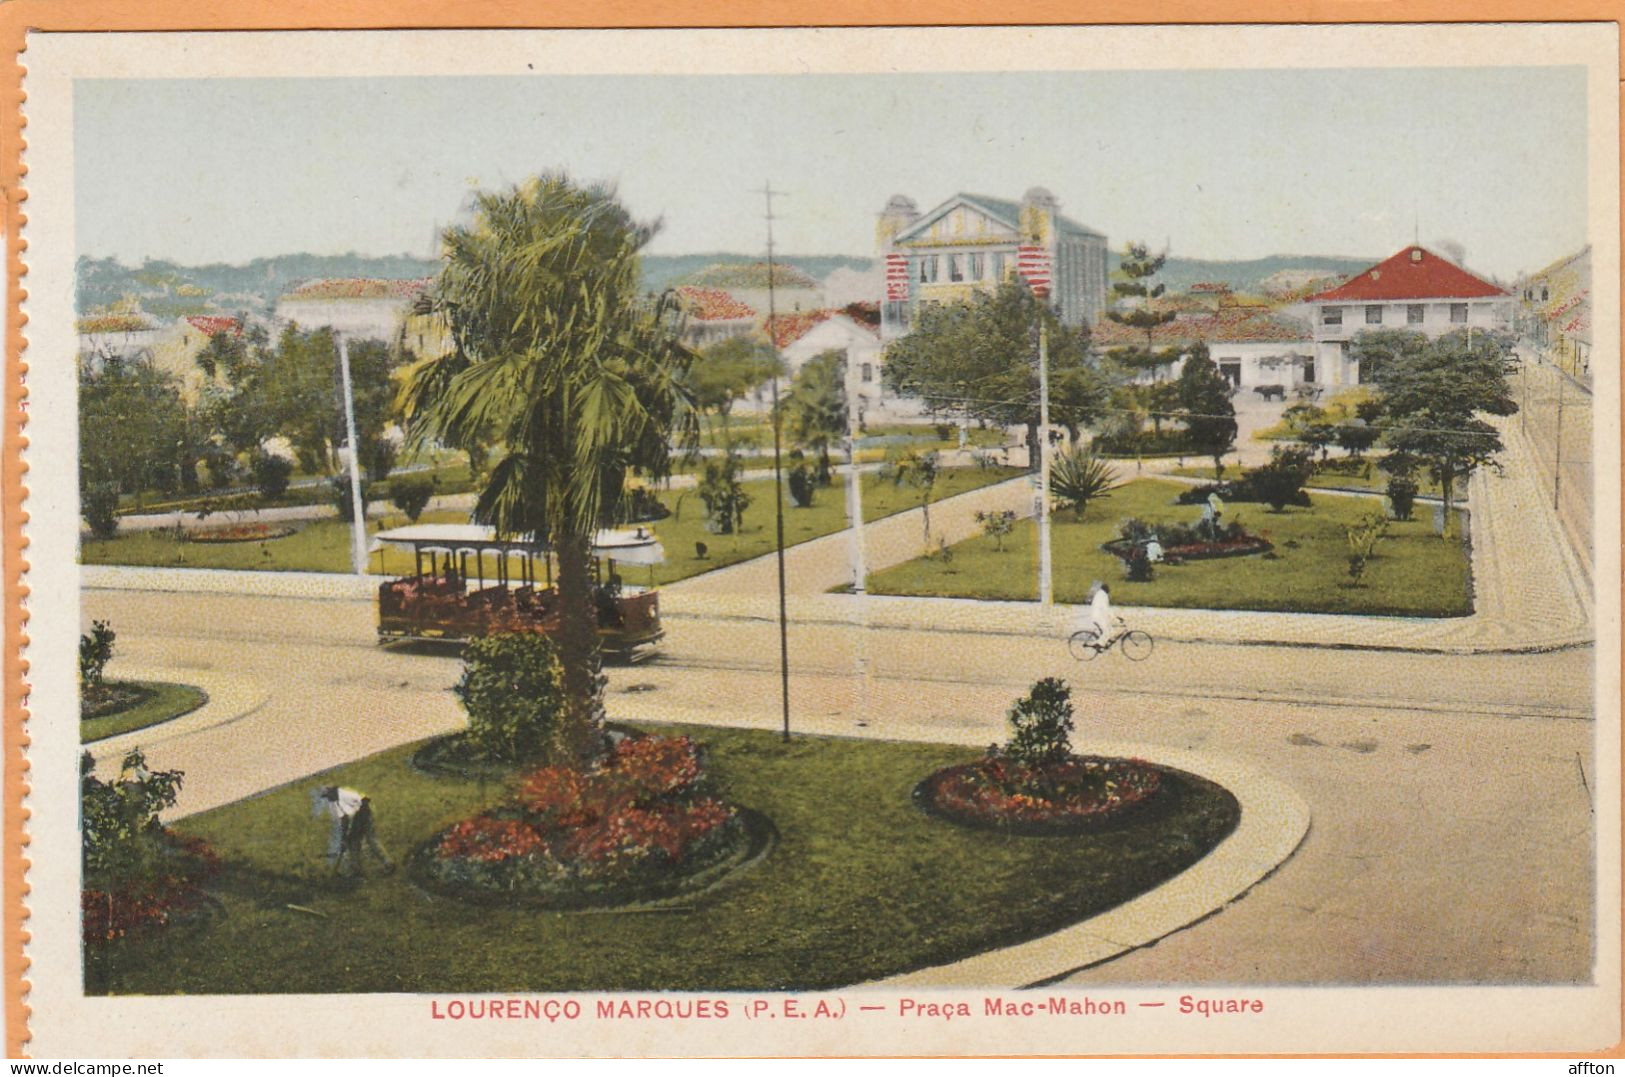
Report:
81,586,1595,985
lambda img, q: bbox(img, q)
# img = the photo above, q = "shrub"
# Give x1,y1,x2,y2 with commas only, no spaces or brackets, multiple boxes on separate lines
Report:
697,454,751,534
330,475,372,523
251,451,293,500
390,474,435,522
81,750,219,947
975,509,1016,551
79,620,116,688
364,438,399,484
83,482,121,539
1003,678,1075,767
786,461,816,508
1386,475,1419,522
1335,420,1380,460
1248,446,1316,511
454,633,569,763
1049,449,1119,519
1344,512,1390,587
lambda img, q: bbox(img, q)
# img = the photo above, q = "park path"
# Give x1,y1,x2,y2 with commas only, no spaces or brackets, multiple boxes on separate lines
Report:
658,409,1593,654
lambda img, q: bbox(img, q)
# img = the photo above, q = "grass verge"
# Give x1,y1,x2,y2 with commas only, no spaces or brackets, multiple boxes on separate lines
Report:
82,468,1026,586
85,724,1238,994
81,681,208,743
865,478,1471,617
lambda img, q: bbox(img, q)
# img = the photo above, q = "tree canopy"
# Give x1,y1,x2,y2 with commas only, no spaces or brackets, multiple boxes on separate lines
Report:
1363,328,1517,529
398,173,697,761
783,349,847,483
686,336,781,440
881,278,1108,465
1103,242,1178,377
1175,343,1237,476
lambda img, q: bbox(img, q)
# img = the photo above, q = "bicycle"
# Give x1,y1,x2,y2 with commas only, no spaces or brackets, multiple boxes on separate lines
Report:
1067,620,1154,662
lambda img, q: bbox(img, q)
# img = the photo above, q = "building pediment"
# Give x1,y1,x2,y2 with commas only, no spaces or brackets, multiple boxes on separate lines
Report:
894,196,1022,247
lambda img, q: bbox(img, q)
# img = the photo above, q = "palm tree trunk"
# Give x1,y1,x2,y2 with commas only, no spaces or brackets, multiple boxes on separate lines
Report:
552,529,605,764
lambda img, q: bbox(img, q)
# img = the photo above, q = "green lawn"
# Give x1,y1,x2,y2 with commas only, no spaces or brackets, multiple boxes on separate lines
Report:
865,479,1472,617
85,724,1239,994
115,454,478,518
83,468,1026,587
81,681,208,743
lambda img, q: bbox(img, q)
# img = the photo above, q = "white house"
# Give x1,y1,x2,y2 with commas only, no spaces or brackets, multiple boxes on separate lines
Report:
1093,306,1315,390
1301,246,1513,385
273,277,432,343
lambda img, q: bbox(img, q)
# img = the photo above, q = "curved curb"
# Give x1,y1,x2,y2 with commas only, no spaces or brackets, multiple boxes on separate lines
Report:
864,739,1311,988
86,666,270,762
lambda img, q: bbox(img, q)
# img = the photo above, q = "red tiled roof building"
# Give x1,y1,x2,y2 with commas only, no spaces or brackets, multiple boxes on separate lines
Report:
1303,246,1513,386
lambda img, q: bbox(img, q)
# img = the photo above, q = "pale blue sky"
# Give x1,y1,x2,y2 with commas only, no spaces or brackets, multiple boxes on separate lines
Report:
75,67,1588,280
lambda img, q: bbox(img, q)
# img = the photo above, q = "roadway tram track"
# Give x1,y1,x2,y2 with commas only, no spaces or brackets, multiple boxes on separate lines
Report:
640,652,1594,723
86,598,1593,722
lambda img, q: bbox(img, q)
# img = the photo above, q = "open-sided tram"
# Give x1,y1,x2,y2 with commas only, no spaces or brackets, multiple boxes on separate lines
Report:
370,523,666,661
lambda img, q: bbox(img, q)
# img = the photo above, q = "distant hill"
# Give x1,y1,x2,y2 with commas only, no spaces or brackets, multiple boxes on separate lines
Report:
1105,252,1374,296
75,250,1377,317
76,253,441,319
639,253,873,295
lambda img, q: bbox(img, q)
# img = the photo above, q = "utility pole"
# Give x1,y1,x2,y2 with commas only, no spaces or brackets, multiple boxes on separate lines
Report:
336,333,369,576
845,359,867,593
1553,363,1565,512
1037,322,1054,621
760,181,793,744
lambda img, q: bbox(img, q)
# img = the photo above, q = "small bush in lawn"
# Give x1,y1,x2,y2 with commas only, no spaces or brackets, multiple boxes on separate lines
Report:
1003,678,1075,767
975,509,1016,551
83,482,121,539
390,474,435,522
79,620,116,688
251,451,294,500
1344,512,1390,587
330,475,372,523
786,461,816,508
1386,475,1418,521
1249,446,1316,511
454,633,569,764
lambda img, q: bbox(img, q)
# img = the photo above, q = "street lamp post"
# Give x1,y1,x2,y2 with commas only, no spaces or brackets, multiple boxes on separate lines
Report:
336,333,370,576
845,360,867,593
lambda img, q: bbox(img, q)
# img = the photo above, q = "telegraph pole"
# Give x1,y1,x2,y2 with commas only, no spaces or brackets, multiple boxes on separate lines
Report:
336,333,370,576
760,181,793,744
845,359,867,593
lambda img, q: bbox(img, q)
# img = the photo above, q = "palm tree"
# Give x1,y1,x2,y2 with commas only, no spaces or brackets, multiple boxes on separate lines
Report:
1050,447,1120,520
399,174,696,764
784,349,848,484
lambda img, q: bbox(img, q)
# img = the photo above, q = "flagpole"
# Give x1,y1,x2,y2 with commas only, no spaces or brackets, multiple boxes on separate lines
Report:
1037,321,1054,622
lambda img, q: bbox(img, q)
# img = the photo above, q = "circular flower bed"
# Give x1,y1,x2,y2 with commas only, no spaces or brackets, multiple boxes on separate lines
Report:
82,834,221,947
916,755,1164,835
412,735,768,908
184,523,297,544
1101,534,1272,563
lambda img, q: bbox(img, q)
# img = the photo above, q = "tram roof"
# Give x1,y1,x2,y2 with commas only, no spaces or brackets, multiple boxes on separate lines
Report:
370,524,666,565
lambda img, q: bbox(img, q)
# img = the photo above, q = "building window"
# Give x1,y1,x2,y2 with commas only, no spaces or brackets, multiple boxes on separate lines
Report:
969,252,984,280
992,252,1006,280
948,254,964,282
1450,303,1468,324
1541,286,1549,301
1407,304,1424,325
1365,305,1383,325
1302,359,1315,383
861,362,873,383
1321,306,1343,326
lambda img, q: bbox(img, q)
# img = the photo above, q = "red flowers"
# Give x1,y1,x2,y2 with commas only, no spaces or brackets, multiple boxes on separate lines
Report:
430,736,740,886
927,756,1163,832
81,834,221,947
435,817,551,863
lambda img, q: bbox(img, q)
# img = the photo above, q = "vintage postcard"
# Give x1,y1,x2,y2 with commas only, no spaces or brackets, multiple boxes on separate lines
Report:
9,21,1621,1058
